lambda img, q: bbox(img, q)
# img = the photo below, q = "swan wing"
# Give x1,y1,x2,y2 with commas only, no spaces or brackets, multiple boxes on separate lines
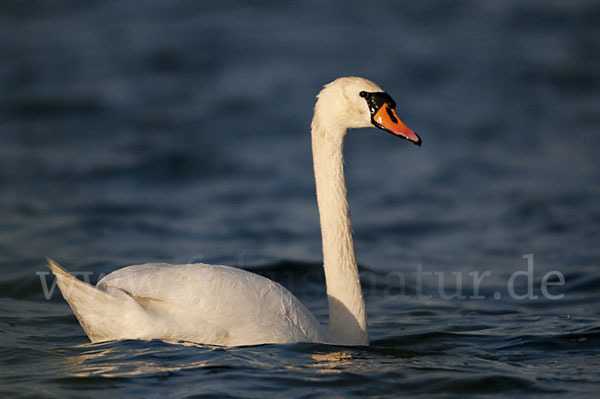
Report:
51,259,327,346
48,259,228,344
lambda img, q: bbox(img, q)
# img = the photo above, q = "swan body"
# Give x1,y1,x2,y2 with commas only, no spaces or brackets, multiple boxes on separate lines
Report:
48,77,420,346
48,260,327,346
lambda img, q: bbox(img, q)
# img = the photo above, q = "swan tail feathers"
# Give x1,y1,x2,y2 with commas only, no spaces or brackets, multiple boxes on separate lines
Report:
46,258,138,342
46,257,68,275
46,257,100,299
46,259,231,344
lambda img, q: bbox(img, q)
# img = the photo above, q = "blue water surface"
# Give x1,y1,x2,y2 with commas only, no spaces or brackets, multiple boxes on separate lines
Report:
1,1,599,398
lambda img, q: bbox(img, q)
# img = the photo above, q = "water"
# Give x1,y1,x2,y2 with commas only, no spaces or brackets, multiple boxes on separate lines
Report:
1,0,599,397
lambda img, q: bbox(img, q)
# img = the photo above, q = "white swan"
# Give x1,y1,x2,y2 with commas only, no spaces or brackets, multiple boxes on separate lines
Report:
48,77,421,347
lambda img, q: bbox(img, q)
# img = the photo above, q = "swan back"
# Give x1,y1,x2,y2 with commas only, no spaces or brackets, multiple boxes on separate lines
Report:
49,259,329,346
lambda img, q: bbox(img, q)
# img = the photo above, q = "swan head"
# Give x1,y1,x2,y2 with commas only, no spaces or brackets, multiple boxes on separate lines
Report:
314,77,421,145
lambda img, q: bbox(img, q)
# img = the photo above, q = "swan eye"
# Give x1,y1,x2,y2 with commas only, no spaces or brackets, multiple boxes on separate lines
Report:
359,91,368,98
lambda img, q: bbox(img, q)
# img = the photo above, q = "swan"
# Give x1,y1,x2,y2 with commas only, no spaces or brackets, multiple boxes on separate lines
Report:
47,77,421,347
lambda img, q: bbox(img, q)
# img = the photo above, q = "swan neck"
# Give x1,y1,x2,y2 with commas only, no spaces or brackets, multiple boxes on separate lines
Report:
311,113,368,346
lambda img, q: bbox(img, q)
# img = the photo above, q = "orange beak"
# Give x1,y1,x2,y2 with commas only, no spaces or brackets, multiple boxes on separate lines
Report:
372,104,421,146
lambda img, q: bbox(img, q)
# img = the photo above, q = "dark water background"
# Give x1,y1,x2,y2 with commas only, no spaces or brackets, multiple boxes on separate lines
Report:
1,0,599,398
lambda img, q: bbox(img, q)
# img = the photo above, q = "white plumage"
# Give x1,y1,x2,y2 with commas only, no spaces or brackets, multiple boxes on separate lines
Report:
48,77,419,346
49,260,327,346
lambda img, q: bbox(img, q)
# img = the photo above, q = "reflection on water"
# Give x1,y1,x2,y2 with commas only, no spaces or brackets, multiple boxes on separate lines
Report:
310,351,355,374
59,341,212,378
60,342,387,380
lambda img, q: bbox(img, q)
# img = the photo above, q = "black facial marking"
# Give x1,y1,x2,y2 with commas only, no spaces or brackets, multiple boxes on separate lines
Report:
360,91,397,115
